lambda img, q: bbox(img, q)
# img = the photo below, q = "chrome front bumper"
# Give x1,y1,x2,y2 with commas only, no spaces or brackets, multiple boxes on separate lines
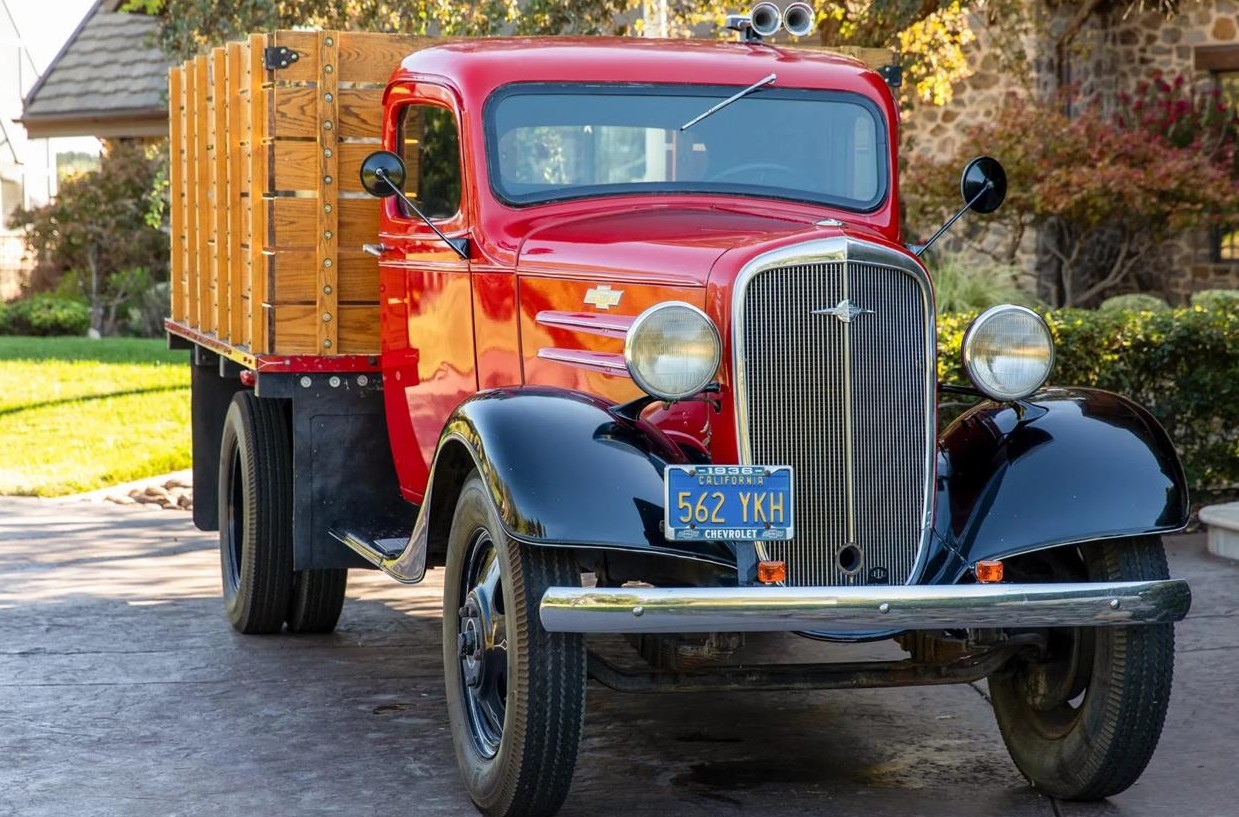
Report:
538,580,1192,634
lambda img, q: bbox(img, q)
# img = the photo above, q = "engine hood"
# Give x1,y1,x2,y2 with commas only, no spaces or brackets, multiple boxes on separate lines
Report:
515,204,836,286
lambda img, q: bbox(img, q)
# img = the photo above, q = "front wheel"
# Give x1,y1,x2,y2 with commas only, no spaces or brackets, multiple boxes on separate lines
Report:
988,536,1176,800
443,474,585,817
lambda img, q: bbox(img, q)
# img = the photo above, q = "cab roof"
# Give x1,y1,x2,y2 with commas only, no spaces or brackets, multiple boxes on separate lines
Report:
394,37,889,102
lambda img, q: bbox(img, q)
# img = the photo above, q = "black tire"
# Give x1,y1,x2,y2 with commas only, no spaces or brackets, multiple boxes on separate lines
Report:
988,535,1175,800
286,568,348,634
443,474,585,817
218,392,294,634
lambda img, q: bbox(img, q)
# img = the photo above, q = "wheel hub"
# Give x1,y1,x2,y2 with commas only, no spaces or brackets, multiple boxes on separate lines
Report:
455,530,508,759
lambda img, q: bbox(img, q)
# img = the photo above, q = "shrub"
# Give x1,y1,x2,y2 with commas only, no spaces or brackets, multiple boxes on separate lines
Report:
938,305,1239,495
0,295,91,337
926,251,1040,314
1191,289,1239,310
1099,294,1170,313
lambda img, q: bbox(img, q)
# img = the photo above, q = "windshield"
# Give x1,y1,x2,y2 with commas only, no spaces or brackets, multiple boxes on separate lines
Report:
485,83,888,210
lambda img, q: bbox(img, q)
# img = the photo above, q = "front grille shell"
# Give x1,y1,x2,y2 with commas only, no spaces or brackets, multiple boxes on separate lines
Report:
731,237,936,587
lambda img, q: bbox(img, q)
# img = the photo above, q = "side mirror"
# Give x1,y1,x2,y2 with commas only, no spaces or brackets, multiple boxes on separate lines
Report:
360,151,407,198
961,155,1006,214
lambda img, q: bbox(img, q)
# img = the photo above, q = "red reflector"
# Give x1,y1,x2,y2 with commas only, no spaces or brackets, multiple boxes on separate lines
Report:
975,560,1004,583
757,560,786,584
240,370,256,387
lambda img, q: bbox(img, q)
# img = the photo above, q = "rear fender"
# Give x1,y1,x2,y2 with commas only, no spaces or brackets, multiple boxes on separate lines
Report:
405,388,737,572
923,388,1189,583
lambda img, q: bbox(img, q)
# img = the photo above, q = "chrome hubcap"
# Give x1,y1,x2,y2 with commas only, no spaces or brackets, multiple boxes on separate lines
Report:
456,530,508,759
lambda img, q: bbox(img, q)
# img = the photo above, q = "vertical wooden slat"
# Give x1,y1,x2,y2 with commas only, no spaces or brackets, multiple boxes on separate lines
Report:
211,47,229,340
316,31,340,354
226,42,245,345
248,33,269,353
194,55,211,333
168,66,185,322
178,66,192,323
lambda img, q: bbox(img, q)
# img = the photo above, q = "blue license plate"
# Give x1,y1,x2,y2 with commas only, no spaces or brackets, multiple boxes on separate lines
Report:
663,465,794,542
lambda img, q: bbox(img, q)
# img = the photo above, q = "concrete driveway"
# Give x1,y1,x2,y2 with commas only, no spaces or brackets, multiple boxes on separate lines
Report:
1,497,1235,817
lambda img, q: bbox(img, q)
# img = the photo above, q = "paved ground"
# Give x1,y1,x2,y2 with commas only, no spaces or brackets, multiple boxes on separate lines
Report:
1,497,1236,817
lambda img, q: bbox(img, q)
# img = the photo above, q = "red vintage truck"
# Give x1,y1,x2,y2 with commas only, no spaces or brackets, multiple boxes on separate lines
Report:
167,9,1192,817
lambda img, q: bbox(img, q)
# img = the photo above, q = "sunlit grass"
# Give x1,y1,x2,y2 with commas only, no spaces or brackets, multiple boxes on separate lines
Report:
0,338,190,496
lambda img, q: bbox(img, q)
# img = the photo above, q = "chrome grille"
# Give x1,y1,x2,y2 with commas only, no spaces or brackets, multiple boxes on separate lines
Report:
737,254,933,587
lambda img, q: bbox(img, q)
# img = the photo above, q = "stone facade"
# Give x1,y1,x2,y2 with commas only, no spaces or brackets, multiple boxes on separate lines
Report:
902,1,1239,304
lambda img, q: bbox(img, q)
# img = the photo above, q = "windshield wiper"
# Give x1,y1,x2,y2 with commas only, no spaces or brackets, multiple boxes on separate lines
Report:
680,73,777,131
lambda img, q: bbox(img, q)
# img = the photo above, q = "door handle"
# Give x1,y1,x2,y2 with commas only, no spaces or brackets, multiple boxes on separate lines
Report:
362,243,390,257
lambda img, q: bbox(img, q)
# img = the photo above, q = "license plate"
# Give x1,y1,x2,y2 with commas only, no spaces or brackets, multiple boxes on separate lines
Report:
663,465,793,542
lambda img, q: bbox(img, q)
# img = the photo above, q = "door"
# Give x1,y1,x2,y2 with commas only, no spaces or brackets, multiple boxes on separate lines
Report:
377,87,476,504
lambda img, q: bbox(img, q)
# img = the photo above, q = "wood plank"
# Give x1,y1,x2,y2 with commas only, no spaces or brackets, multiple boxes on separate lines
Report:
339,198,380,249
338,87,384,139
168,66,185,323
270,85,317,138
270,197,381,253
238,40,253,347
337,32,434,84
184,61,199,329
212,47,229,340
248,33,269,353
269,30,319,82
271,140,319,191
269,303,379,355
195,54,212,333
317,31,340,353
265,249,377,304
338,142,379,193
227,42,245,344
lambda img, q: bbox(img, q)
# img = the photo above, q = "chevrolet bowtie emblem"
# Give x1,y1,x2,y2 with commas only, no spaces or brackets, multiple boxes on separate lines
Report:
583,285,623,310
812,299,874,323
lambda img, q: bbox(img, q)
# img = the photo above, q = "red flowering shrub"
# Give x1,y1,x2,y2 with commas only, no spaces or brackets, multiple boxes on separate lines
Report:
904,84,1239,307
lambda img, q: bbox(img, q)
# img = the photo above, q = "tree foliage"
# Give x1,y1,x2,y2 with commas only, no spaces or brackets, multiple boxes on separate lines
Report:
904,85,1239,307
123,0,1022,105
6,140,169,335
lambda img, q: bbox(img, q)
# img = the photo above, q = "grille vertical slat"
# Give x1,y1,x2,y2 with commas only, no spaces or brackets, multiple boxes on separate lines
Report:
739,259,931,587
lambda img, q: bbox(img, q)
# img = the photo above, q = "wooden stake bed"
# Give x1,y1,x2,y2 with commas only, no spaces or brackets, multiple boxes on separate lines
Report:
167,30,434,362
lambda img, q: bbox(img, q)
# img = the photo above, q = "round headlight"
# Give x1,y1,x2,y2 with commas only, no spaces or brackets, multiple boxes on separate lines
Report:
624,302,721,401
962,305,1055,401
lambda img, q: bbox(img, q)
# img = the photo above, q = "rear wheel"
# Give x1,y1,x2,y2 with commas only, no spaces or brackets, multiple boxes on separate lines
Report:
218,392,294,634
443,474,585,817
286,568,348,633
988,536,1175,800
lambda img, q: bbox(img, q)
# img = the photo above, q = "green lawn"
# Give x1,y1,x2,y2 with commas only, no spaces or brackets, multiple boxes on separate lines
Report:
0,337,190,496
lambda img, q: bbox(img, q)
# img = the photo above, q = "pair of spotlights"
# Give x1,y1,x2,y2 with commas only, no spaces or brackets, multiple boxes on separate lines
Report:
747,3,816,39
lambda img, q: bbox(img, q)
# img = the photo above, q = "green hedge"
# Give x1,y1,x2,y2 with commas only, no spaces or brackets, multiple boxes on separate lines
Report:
939,305,1239,495
0,295,91,337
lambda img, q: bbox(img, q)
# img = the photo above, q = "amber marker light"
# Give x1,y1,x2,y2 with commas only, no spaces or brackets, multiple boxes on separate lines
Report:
757,560,786,584
975,560,1004,583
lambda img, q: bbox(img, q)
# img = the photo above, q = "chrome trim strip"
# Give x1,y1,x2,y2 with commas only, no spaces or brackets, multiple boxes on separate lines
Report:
539,579,1192,633
536,310,633,339
730,236,937,584
537,347,629,375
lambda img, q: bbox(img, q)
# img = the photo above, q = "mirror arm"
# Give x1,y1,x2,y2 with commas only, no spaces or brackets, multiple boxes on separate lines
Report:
913,180,993,259
374,168,469,261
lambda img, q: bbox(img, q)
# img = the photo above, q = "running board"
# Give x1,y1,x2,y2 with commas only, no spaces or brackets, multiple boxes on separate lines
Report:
329,524,426,584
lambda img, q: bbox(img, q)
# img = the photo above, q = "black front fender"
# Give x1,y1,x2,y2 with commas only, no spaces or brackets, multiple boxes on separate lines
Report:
922,388,1189,583
423,387,735,567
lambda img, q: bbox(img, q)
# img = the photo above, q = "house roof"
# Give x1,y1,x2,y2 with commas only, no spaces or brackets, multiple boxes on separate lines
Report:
19,0,172,139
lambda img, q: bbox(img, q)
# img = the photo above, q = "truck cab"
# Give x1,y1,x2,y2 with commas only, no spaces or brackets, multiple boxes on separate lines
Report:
168,21,1192,817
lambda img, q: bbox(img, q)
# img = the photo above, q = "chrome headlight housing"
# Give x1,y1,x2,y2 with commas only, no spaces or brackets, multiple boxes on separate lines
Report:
962,305,1055,401
624,302,721,401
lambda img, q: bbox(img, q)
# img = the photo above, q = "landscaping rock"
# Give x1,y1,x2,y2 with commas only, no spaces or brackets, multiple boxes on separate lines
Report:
106,476,193,511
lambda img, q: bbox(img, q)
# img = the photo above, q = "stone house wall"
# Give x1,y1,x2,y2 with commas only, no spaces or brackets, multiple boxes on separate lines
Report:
902,1,1239,304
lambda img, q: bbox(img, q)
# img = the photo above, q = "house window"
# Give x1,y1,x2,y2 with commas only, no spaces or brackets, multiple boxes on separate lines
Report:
1197,47,1239,261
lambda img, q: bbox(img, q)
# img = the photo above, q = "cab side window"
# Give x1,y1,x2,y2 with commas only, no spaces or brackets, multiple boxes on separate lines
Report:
398,104,462,221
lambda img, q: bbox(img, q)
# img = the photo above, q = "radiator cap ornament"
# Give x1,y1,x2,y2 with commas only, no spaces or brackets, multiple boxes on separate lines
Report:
812,298,874,323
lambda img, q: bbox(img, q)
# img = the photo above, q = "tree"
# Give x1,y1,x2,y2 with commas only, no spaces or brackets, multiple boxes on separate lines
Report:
903,90,1239,307
7,140,169,335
